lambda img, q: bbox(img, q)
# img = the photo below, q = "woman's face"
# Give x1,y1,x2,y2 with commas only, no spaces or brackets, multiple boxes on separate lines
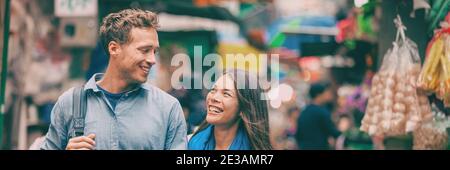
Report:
205,75,240,127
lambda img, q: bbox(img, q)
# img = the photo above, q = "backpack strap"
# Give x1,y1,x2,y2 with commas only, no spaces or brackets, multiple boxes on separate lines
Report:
70,86,87,138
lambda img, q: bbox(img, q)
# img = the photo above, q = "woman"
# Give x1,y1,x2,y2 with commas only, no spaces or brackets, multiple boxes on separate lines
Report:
188,70,272,150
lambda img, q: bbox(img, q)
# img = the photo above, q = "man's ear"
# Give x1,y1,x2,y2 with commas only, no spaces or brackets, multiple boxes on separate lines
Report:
108,41,121,58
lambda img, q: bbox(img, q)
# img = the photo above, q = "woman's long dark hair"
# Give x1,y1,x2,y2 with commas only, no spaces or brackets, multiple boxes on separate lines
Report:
194,69,272,150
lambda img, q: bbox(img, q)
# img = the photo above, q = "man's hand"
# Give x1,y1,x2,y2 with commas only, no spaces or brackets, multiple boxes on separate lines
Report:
66,134,96,150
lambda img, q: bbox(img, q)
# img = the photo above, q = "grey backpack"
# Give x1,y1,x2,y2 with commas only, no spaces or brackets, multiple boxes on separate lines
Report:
70,86,87,139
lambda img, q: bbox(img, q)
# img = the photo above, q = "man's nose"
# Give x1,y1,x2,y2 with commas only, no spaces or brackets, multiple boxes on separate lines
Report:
146,53,156,65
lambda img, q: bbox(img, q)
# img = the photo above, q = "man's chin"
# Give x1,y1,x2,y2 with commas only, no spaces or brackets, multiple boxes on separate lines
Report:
136,77,148,84
129,75,148,85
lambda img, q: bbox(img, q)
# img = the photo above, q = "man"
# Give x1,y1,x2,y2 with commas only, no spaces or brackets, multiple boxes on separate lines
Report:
295,82,341,150
40,9,187,150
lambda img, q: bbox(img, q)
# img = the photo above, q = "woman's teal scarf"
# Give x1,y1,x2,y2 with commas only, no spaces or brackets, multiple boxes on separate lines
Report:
188,125,251,150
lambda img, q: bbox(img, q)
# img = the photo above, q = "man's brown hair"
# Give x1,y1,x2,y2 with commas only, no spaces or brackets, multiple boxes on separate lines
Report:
99,9,159,55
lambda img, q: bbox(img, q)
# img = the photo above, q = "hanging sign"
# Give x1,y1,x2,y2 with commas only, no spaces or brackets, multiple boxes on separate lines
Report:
55,0,98,17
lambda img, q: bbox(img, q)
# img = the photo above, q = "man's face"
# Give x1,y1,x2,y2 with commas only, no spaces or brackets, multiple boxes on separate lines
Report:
319,88,334,104
324,89,335,103
112,27,159,84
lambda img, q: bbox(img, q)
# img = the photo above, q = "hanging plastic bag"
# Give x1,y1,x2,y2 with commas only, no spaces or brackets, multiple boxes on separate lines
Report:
418,36,444,92
361,41,398,136
361,16,432,136
441,35,450,107
418,13,450,107
396,37,424,133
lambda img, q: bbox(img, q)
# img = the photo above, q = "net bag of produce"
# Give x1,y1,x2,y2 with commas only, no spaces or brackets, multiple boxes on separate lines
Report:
361,16,432,136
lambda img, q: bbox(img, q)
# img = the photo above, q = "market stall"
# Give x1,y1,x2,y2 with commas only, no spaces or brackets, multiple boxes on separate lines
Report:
361,12,450,150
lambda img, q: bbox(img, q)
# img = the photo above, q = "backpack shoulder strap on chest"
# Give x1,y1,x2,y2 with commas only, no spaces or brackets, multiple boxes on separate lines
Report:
71,86,87,138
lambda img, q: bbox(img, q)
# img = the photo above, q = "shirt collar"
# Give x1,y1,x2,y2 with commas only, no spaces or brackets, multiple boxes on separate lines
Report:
84,73,152,93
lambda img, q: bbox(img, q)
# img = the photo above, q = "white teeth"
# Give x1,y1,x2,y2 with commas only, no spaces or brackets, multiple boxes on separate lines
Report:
208,106,223,113
140,66,149,73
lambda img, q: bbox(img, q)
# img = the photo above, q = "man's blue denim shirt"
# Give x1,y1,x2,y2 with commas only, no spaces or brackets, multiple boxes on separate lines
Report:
40,73,187,150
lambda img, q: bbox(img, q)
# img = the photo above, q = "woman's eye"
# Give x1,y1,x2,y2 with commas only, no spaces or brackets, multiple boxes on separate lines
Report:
224,93,231,97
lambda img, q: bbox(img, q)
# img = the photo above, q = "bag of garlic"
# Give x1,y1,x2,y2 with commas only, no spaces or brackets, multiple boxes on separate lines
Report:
413,108,449,150
360,43,400,136
398,44,422,133
361,31,396,136
361,16,432,137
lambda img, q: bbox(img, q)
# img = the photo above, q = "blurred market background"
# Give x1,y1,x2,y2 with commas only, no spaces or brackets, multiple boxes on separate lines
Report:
0,0,449,150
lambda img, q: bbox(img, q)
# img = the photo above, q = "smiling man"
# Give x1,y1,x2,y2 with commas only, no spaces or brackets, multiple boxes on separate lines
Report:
40,9,187,150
